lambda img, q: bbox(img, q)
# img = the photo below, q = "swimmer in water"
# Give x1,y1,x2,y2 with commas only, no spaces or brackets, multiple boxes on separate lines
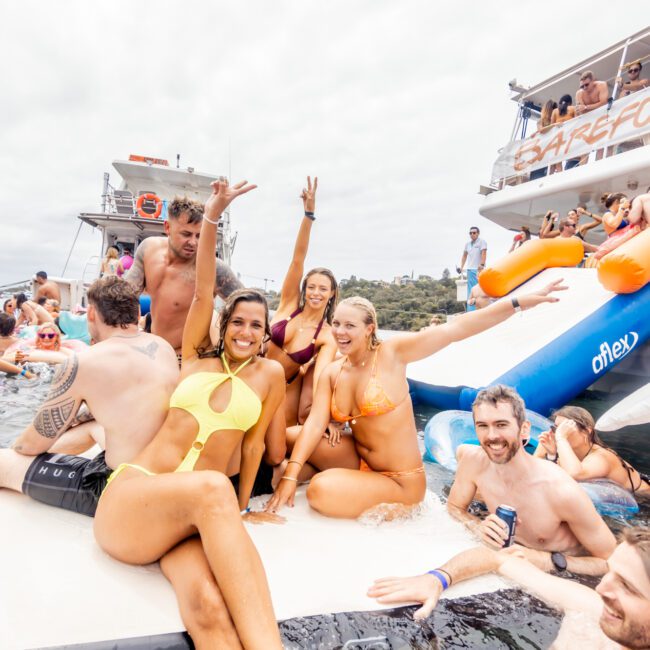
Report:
94,179,285,649
0,313,17,355
369,529,650,650
267,282,567,520
535,406,650,496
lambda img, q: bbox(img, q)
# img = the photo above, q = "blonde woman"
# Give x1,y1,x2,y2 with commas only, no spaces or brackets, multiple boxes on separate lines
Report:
268,281,566,519
100,247,124,278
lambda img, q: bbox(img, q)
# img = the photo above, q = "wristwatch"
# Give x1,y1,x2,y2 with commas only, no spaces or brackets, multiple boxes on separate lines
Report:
551,552,567,572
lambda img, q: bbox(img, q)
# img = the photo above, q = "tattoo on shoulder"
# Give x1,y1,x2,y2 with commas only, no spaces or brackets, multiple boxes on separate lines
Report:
34,397,77,438
133,341,158,359
216,260,243,298
47,356,79,400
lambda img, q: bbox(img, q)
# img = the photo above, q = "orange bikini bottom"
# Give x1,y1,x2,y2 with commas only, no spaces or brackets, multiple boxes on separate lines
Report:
359,458,425,478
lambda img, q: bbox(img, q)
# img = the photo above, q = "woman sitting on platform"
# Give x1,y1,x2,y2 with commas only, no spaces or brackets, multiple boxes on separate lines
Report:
267,283,566,520
94,179,285,650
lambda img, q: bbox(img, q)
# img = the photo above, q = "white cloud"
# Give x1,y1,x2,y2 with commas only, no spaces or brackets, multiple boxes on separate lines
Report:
0,1,646,289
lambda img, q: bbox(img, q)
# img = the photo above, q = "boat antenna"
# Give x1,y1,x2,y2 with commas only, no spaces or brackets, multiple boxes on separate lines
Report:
62,221,84,276
176,153,180,169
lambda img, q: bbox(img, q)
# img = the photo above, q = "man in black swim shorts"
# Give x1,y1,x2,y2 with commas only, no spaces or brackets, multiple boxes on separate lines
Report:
0,277,179,516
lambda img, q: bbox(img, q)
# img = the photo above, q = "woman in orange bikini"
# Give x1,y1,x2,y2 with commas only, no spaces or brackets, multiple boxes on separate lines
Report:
267,282,566,519
265,176,338,427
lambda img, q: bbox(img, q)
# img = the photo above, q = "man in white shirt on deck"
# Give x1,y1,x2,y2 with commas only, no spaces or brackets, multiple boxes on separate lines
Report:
457,226,487,312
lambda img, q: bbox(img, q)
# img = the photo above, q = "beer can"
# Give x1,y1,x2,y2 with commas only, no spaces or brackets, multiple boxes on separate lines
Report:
495,504,517,547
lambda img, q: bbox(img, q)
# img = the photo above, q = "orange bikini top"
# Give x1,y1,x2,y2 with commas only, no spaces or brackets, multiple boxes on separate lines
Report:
330,348,406,424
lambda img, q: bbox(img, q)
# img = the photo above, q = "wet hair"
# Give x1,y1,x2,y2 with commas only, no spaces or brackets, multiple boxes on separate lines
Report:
621,528,650,580
299,268,338,324
580,70,594,82
539,99,557,127
472,385,526,428
36,271,47,280
337,296,381,350
37,296,48,306
558,94,573,117
559,218,575,231
0,313,16,336
105,246,119,260
201,288,271,358
86,276,139,328
14,293,28,309
520,226,531,240
601,192,627,210
168,196,204,225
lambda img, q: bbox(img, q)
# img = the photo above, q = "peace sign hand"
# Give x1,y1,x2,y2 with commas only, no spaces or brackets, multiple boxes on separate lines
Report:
204,178,257,223
300,176,318,214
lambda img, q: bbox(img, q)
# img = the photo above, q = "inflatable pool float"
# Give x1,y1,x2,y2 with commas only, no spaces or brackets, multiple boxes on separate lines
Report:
578,479,639,519
423,409,550,471
596,382,650,430
58,311,91,344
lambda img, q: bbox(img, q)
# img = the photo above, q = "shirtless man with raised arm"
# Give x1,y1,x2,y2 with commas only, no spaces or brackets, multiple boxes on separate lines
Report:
0,276,179,516
447,385,616,575
126,196,243,353
369,529,650,649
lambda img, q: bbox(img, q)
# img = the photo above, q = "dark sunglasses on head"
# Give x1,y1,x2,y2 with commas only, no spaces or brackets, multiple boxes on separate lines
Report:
38,332,57,339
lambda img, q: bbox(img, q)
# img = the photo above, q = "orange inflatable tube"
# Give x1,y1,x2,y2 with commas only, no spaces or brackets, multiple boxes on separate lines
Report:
598,228,650,294
479,237,584,298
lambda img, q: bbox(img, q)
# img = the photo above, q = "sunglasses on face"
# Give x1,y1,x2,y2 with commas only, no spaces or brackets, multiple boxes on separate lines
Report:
629,68,641,74
38,332,57,339
469,231,478,235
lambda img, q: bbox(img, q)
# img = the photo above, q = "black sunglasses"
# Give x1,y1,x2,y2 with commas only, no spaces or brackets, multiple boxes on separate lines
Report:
629,68,641,74
469,230,478,234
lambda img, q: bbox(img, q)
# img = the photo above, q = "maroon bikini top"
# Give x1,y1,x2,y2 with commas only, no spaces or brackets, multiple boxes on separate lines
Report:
269,308,325,365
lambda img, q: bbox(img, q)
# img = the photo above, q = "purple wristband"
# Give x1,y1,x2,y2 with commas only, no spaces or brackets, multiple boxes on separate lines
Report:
427,569,449,590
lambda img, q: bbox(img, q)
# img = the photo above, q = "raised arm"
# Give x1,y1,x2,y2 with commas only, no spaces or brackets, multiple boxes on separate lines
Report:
390,279,566,365
125,239,150,294
11,355,84,455
181,179,257,362
237,362,285,511
277,176,318,312
553,420,610,481
265,363,334,512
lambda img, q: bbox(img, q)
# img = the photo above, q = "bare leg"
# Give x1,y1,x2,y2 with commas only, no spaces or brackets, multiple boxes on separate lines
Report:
0,448,35,491
94,470,282,649
307,468,426,519
161,537,243,650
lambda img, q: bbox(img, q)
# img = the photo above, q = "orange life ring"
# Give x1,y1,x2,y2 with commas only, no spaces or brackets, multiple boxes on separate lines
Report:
136,193,163,219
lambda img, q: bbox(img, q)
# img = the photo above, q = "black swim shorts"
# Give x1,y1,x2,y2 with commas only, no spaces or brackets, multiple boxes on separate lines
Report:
22,451,112,518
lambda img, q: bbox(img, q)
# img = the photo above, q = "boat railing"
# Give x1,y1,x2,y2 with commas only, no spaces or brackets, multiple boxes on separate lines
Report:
488,84,650,192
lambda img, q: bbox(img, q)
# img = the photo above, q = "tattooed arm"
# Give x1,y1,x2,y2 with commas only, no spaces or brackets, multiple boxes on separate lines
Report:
215,258,243,299
125,239,149,294
12,356,85,455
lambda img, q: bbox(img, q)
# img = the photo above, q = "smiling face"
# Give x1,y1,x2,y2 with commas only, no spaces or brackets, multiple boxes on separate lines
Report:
473,401,530,464
222,300,267,360
35,324,60,351
596,542,650,647
165,212,202,260
304,272,334,312
331,303,374,356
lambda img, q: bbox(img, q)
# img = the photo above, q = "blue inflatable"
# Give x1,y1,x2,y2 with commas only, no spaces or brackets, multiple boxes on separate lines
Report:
424,409,550,472
58,312,91,345
578,479,639,519
424,410,640,519
139,294,151,317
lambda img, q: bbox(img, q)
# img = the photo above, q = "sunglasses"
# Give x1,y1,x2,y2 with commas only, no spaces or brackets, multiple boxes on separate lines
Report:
38,332,57,339
566,223,577,229
629,68,641,74
469,231,478,234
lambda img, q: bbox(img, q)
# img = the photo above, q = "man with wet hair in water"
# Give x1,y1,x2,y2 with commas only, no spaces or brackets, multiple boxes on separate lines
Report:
446,385,616,575
0,276,179,516
369,529,650,649
126,195,243,354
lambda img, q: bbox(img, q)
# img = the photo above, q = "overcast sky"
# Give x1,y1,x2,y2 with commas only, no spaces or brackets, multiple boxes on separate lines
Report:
0,2,646,289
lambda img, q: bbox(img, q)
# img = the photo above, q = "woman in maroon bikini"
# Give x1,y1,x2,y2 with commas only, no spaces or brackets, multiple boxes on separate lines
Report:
265,176,338,427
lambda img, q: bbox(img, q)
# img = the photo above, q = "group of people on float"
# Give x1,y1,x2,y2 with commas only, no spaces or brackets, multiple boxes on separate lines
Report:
1,177,649,648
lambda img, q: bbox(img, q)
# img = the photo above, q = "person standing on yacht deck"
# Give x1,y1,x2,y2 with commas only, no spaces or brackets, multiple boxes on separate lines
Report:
125,196,243,354
617,60,649,97
576,70,610,163
34,271,61,304
457,227,487,312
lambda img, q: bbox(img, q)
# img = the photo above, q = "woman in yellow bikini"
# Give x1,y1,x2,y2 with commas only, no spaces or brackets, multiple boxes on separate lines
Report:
267,283,566,519
94,179,285,650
